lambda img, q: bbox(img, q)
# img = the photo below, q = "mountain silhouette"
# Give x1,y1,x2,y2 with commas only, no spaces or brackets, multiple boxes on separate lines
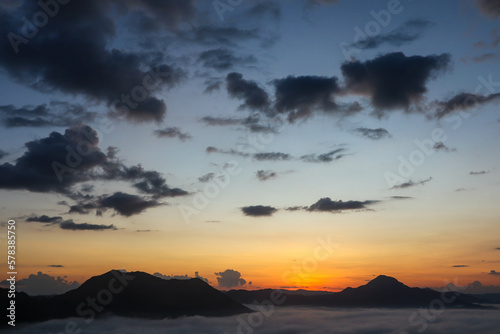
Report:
226,275,495,309
1,270,251,327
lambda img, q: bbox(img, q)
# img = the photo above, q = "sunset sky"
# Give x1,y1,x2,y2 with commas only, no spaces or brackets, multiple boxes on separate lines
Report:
0,0,499,295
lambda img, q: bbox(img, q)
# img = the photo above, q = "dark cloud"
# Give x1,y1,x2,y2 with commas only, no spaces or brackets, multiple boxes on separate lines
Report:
0,125,107,193
253,152,292,161
200,116,243,126
433,141,456,152
306,0,339,7
307,197,377,212
496,247,500,250
0,125,187,216
470,170,490,175
154,271,209,284
489,270,500,275
353,127,391,140
476,0,500,18
47,265,64,268
431,92,500,119
0,102,96,128
273,75,353,121
452,265,469,268
256,170,277,181
154,127,192,141
391,177,432,189
300,148,346,163
59,219,117,231
0,1,184,123
215,269,247,288
205,146,250,158
241,205,277,217
198,48,256,71
99,192,161,217
351,19,434,50
389,196,413,200
198,173,216,183
203,79,222,93
0,149,7,159
226,72,271,111
26,215,62,223
341,52,451,115
0,272,79,296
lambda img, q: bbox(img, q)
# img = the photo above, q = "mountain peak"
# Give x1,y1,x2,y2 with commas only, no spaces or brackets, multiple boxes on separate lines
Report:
363,275,406,289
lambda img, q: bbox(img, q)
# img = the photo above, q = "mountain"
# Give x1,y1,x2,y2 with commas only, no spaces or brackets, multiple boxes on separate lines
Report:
226,275,494,309
1,270,251,327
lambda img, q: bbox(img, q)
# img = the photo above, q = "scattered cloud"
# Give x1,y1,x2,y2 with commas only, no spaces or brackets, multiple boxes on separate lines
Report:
253,152,292,161
300,148,346,163
59,219,117,231
26,215,62,224
475,0,500,18
226,72,270,111
0,272,79,296
198,48,256,71
351,19,434,50
470,170,490,175
47,265,64,268
451,265,469,268
99,192,162,217
341,52,451,115
431,92,500,119
215,269,247,288
353,127,391,140
256,170,277,181
433,141,456,152
307,197,377,212
241,205,277,217
391,177,432,189
154,127,192,141
489,270,500,275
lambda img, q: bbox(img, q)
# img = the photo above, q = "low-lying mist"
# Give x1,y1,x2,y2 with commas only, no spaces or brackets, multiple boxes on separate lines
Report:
6,307,499,334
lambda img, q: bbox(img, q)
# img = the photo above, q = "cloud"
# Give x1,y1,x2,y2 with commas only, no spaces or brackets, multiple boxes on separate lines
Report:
0,102,96,128
256,170,277,181
351,19,434,50
198,173,216,183
226,72,270,111
391,177,432,189
475,0,500,18
0,125,187,216
273,75,345,121
431,92,500,119
241,205,277,217
306,0,339,7
59,219,117,231
205,146,250,158
0,149,7,159
452,265,469,268
307,197,377,212
489,270,500,275
200,116,243,126
198,48,256,71
433,141,456,152
471,51,500,63
253,152,292,161
245,1,281,20
154,127,192,141
99,192,161,217
154,272,209,283
179,26,261,47
300,148,346,163
341,52,451,115
353,127,391,140
215,269,247,288
47,265,64,268
0,1,185,123
200,114,281,133
0,272,79,296
26,215,62,223
470,170,490,175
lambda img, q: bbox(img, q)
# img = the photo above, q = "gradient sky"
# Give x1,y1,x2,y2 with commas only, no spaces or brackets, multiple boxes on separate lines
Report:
0,0,500,295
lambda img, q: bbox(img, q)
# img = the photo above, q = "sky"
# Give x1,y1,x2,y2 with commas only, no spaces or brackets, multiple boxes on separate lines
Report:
0,0,499,295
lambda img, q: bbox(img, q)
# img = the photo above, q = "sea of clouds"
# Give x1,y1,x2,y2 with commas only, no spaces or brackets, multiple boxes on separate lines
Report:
6,307,500,334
